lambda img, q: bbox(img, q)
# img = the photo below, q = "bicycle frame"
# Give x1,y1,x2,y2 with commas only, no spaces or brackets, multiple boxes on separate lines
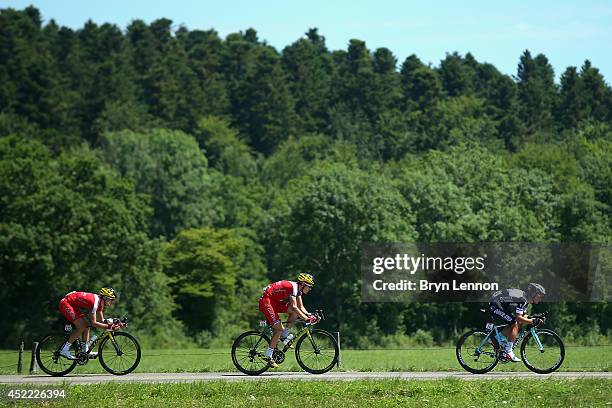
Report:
57,317,129,360
81,330,122,354
475,322,544,355
253,318,318,355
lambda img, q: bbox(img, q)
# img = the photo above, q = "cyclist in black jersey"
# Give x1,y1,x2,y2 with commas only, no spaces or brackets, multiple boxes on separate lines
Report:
488,283,546,362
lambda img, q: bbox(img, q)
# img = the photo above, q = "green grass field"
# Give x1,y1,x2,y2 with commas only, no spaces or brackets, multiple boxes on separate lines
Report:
0,346,609,375
0,379,610,407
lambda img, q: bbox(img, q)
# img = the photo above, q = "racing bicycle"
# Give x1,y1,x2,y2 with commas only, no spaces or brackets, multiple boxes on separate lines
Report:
456,310,565,374
231,310,339,375
35,316,141,376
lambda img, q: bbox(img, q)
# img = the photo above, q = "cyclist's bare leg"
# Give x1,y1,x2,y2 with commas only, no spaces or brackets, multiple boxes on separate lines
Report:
285,306,299,330
82,327,90,343
67,317,87,344
269,321,284,350
502,322,520,342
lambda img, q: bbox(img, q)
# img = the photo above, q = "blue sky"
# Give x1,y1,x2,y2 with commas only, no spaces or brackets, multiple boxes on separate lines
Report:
4,0,612,82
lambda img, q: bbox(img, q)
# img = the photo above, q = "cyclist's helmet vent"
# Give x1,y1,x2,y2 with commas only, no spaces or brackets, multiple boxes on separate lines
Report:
297,273,315,286
99,287,118,299
527,283,546,296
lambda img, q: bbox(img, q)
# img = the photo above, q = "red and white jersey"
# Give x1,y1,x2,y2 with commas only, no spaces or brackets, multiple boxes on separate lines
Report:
261,280,301,303
64,291,102,314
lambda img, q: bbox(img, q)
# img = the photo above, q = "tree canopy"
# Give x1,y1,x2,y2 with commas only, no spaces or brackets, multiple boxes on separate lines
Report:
0,6,610,347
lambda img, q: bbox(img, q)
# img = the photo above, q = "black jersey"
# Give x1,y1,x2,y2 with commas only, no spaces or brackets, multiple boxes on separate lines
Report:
490,288,528,316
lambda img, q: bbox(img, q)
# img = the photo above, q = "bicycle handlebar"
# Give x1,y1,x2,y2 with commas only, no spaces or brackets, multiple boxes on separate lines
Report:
530,311,548,319
284,309,326,326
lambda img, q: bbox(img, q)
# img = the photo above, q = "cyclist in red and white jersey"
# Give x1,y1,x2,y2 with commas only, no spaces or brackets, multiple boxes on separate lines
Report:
258,273,319,367
58,287,122,359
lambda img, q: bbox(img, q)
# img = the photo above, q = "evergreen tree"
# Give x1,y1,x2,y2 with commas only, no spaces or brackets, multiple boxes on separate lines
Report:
580,60,609,122
281,28,333,134
178,28,229,125
400,54,444,114
228,38,296,155
557,66,585,129
438,52,476,97
516,50,557,134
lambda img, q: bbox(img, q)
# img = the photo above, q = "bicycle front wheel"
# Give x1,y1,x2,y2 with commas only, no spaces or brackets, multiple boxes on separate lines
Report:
456,329,499,374
520,328,565,374
231,330,272,376
35,333,77,377
99,332,141,375
295,329,338,374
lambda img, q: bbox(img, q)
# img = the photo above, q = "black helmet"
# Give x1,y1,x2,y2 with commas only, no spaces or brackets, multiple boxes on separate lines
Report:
527,283,546,297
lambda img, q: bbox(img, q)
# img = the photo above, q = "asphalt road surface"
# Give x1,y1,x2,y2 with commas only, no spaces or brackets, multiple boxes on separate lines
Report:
1,371,610,385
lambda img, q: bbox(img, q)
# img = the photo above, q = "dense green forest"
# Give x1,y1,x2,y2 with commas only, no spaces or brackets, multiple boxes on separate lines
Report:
0,6,610,348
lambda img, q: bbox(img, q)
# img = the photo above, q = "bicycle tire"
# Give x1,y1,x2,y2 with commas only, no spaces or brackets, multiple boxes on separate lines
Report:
295,329,338,374
98,332,142,375
456,329,499,374
231,330,272,376
520,328,565,374
35,333,77,377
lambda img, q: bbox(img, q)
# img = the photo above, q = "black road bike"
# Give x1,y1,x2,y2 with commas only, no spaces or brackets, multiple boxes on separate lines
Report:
231,310,339,375
36,316,141,376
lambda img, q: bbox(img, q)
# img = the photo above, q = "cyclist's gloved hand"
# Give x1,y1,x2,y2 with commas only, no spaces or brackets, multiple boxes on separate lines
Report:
531,318,542,327
307,315,319,325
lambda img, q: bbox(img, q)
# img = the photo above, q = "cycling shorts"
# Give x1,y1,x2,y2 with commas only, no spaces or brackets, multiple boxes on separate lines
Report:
59,298,85,323
259,296,289,325
488,301,525,325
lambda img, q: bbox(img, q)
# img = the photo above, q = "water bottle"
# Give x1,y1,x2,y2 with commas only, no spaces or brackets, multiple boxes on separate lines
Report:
283,333,294,346
87,334,98,349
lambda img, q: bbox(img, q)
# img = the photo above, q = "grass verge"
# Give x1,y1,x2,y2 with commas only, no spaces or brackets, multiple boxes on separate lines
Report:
0,379,610,407
1,346,609,375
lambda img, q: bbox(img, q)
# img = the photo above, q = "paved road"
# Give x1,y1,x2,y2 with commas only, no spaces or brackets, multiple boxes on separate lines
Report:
1,371,611,385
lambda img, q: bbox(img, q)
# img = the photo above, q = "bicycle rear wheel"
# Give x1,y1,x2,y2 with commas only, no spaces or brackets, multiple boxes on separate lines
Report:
456,329,499,374
520,328,565,374
231,330,271,376
295,329,338,374
35,333,77,377
99,332,141,375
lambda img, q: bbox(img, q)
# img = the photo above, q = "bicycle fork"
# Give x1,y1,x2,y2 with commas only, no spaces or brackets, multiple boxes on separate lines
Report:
530,327,545,352
106,333,124,356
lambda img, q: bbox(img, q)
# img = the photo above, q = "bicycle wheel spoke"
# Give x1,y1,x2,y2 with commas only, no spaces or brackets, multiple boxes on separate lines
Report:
36,334,77,376
99,333,141,375
456,330,498,374
296,330,338,374
521,330,564,373
231,331,271,375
